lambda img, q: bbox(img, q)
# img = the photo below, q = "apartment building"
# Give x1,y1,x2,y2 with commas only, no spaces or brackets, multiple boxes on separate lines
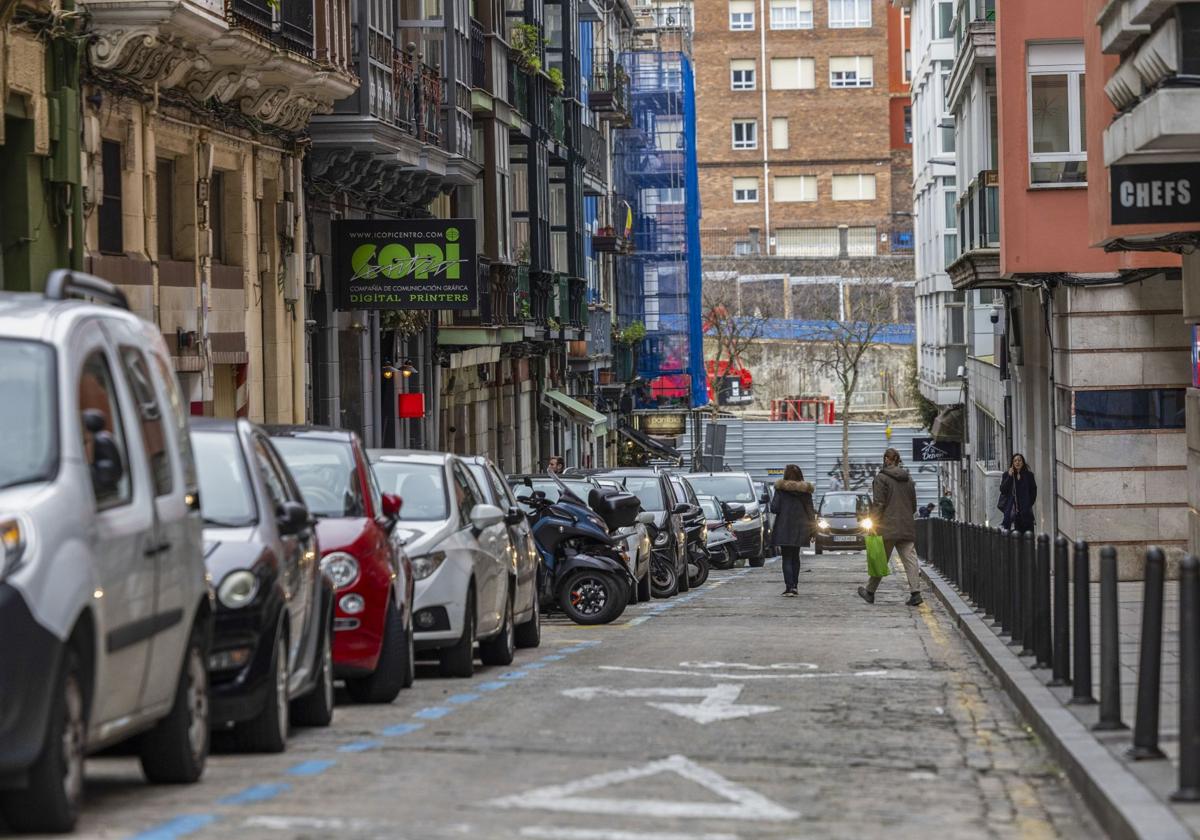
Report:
929,0,1186,574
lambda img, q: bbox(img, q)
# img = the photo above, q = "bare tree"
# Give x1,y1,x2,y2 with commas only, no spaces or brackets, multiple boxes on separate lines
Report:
702,278,765,415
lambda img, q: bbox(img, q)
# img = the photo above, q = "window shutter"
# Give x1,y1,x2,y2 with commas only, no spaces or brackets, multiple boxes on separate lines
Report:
774,176,815,202
770,58,799,89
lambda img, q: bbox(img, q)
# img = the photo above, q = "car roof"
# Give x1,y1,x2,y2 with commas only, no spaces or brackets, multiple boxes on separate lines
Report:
684,472,752,479
0,291,146,343
367,448,451,465
189,417,242,433
604,469,660,477
265,425,356,442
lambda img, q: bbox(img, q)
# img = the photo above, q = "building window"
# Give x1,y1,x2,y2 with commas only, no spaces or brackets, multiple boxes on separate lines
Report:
903,105,913,144
772,116,789,149
733,177,759,203
942,176,958,269
904,49,912,83
156,159,174,260
831,174,876,201
933,0,953,39
775,228,839,257
210,171,226,264
774,175,817,202
830,56,873,88
730,59,756,90
829,0,870,28
1028,42,1087,186
770,57,815,90
770,0,813,29
1059,388,1185,431
847,227,878,256
732,120,758,150
729,0,755,30
99,140,124,255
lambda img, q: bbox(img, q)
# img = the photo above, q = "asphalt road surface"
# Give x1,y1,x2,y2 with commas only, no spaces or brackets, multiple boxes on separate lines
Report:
28,552,1101,840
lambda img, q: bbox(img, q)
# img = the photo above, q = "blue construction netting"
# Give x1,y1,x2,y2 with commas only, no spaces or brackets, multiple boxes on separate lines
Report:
613,50,707,409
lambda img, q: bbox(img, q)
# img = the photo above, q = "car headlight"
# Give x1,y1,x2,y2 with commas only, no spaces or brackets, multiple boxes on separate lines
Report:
0,517,27,578
653,531,669,547
411,550,447,581
818,518,830,530
217,570,259,609
321,552,360,589
860,517,873,530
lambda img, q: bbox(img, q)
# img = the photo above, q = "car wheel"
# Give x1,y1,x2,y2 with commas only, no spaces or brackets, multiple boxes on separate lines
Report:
236,629,289,753
558,570,627,625
636,570,652,602
650,556,678,598
677,552,691,592
0,650,86,833
689,552,710,588
480,592,515,666
292,619,335,727
139,626,209,783
438,590,476,678
346,600,410,702
514,586,541,649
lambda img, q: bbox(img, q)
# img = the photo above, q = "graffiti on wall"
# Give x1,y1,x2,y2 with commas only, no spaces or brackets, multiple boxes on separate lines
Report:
826,459,938,490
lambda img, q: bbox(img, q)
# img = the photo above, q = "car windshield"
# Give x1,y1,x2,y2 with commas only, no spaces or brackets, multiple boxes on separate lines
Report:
822,494,865,514
372,461,449,521
191,431,257,526
512,478,591,504
698,497,721,519
615,476,664,511
0,339,57,490
685,475,755,502
271,437,362,518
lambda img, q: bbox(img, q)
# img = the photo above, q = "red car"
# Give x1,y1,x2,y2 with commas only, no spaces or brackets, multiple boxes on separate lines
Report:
268,427,414,703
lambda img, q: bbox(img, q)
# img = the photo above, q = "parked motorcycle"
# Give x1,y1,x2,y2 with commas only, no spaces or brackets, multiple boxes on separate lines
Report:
522,475,638,625
704,500,746,570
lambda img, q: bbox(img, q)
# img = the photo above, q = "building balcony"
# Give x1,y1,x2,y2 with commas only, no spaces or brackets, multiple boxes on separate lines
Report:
948,170,1002,289
588,49,631,122
919,344,968,406
946,13,995,111
509,60,529,120
549,96,567,145
87,0,357,132
581,123,609,194
470,18,486,89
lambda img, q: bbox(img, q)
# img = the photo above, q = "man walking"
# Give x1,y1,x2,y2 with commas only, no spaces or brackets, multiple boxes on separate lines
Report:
858,448,922,607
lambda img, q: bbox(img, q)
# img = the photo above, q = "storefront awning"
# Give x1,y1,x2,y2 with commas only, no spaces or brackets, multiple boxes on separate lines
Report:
617,425,681,460
931,405,965,442
544,390,608,437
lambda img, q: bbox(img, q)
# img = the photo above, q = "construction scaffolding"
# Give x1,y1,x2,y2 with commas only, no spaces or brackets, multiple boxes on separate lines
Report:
612,27,706,408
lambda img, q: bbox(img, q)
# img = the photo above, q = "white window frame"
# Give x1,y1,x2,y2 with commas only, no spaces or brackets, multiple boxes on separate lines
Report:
770,0,813,30
732,120,758,150
831,173,876,201
830,56,873,89
828,0,870,28
729,0,755,30
730,60,757,91
733,177,759,203
1027,43,1087,187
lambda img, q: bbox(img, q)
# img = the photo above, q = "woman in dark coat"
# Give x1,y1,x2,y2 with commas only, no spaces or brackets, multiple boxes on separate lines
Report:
770,464,817,597
999,453,1037,533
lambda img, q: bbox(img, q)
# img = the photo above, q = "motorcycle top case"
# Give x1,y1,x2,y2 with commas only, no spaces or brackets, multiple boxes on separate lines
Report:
588,487,641,530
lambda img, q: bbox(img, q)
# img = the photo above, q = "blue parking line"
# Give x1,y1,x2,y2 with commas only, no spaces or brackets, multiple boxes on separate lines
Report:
446,693,481,704
128,814,217,840
413,706,452,719
499,670,528,680
338,740,382,753
286,759,336,777
524,662,547,669
475,680,508,691
218,782,291,805
539,654,565,662
382,722,425,736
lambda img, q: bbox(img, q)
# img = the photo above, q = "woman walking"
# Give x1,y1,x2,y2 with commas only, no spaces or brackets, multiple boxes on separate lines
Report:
999,453,1037,533
770,465,816,597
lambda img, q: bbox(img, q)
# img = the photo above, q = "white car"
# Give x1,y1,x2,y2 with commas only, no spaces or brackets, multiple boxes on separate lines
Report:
368,451,518,677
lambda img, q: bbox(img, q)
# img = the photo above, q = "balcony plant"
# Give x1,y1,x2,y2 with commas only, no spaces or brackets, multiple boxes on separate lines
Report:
510,23,543,74
547,316,561,331
547,66,564,96
615,320,646,347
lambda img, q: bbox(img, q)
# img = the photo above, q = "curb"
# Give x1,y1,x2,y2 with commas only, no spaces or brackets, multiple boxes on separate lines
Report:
922,566,1191,840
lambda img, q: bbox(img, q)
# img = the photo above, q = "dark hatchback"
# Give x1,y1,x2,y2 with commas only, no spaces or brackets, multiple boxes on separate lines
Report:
814,491,873,554
191,419,335,752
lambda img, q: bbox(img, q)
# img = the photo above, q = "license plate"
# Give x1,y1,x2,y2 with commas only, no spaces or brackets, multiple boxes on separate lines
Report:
834,536,857,543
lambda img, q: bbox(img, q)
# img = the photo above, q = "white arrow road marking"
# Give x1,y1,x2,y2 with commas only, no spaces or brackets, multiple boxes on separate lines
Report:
597,664,915,681
563,684,779,724
241,816,379,831
489,754,799,822
678,661,820,671
522,828,740,840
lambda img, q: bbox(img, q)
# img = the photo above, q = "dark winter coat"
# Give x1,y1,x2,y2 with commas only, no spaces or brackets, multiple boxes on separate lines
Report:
872,465,918,542
770,479,817,547
999,469,1037,526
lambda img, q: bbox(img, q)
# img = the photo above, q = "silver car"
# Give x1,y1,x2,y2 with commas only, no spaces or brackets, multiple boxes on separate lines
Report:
0,272,210,832
368,451,516,678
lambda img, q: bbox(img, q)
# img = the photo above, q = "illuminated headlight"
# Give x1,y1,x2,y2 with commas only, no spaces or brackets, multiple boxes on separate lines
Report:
860,517,873,530
321,552,360,589
742,510,761,522
0,517,27,577
653,531,669,547
818,518,830,530
217,570,258,609
411,550,446,581
339,593,366,614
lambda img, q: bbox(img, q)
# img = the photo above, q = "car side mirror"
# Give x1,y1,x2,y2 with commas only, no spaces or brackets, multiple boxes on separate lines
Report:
381,493,402,519
470,503,505,532
83,409,124,492
505,506,525,526
759,492,770,504
672,502,690,515
276,500,310,536
723,502,746,522
636,511,655,525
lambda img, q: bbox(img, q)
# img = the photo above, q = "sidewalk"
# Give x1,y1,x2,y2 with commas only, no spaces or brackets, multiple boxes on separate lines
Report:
922,562,1195,839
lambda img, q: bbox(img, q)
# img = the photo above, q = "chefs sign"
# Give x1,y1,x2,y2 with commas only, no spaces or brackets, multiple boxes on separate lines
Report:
1110,163,1200,226
332,219,477,310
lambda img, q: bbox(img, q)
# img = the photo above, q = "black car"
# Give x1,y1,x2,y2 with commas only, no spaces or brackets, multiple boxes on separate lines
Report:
602,469,690,595
191,419,335,752
814,491,874,554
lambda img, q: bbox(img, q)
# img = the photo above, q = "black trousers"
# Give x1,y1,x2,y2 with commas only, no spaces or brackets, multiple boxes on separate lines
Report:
781,545,801,590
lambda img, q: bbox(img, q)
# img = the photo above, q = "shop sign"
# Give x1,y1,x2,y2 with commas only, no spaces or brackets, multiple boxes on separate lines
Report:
911,438,962,462
1110,163,1200,226
332,219,477,310
640,412,687,436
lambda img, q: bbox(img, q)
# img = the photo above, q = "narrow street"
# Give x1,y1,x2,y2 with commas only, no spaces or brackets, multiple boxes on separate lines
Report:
70,555,1097,840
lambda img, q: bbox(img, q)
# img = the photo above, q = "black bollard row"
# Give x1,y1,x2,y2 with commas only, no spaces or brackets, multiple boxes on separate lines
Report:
1094,546,1127,731
1070,540,1096,705
1129,547,1167,761
1021,531,1036,657
1050,536,1071,686
1172,555,1200,801
1035,534,1052,669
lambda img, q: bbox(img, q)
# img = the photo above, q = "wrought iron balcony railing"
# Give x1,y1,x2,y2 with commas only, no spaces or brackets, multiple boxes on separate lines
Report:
227,0,315,58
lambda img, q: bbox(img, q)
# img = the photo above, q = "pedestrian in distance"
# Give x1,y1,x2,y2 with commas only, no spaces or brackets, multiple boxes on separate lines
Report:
998,453,1036,533
918,504,932,519
548,455,565,475
939,494,955,520
858,448,923,607
770,465,816,597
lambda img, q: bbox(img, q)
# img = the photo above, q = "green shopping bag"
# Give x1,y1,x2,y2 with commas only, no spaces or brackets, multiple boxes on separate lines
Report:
865,534,890,578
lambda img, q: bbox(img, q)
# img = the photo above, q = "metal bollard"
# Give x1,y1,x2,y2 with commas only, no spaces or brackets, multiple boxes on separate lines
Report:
1172,555,1200,801
1009,529,1022,642
1036,534,1053,669
995,529,1007,630
1050,536,1071,686
1021,532,1036,657
1129,547,1167,761
1094,547,1127,731
1070,540,1096,705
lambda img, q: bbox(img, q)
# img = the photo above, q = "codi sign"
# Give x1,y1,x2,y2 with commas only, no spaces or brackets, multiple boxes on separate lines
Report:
331,219,477,311
1111,163,1200,226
